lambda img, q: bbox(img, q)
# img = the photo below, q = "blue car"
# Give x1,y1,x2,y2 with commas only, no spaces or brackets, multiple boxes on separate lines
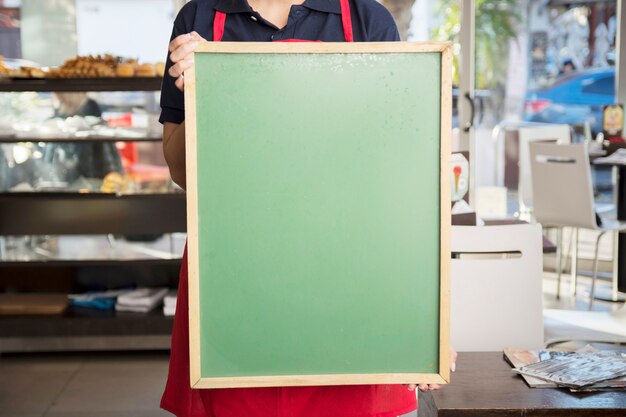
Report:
524,68,616,136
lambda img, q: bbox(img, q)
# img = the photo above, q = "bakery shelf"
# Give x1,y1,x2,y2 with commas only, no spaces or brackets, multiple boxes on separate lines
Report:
0,77,163,92
0,74,181,353
0,306,174,352
0,193,186,236
0,306,173,337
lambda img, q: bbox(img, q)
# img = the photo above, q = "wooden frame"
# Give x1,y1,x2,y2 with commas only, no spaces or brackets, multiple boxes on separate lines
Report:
185,42,451,389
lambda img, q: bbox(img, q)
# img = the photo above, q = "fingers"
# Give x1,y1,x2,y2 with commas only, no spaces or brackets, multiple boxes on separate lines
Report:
168,32,204,92
407,384,416,391
189,31,206,42
174,75,184,92
414,383,442,392
168,58,194,79
170,40,198,63
169,32,205,61
450,348,458,372
169,32,204,53
168,32,201,92
169,33,193,53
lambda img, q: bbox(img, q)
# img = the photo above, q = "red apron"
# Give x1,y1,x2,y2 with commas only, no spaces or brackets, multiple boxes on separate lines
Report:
213,0,354,42
161,2,417,416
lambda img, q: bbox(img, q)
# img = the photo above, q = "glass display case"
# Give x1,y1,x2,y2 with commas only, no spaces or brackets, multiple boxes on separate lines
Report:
0,77,185,352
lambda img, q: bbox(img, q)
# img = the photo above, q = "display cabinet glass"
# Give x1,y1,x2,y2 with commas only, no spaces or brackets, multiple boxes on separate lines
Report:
0,77,185,352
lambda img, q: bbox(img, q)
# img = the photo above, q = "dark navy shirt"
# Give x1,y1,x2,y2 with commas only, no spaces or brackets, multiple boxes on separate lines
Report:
160,0,400,124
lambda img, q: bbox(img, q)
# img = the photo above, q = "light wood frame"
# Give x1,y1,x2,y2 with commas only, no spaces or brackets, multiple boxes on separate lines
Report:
185,42,452,389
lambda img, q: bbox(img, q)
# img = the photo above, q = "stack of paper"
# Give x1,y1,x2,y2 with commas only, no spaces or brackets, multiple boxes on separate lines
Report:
115,287,169,313
163,290,177,316
69,289,133,310
505,347,626,392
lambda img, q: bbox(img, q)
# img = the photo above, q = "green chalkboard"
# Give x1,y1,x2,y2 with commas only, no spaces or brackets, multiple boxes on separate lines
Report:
185,42,451,389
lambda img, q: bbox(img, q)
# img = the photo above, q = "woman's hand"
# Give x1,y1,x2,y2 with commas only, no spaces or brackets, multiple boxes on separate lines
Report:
168,31,206,91
407,348,457,392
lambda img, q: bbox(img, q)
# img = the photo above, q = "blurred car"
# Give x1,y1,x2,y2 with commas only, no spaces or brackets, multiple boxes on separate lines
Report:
524,67,616,137
525,68,617,193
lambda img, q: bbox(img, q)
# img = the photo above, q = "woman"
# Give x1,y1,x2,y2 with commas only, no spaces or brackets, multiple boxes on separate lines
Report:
160,1,456,416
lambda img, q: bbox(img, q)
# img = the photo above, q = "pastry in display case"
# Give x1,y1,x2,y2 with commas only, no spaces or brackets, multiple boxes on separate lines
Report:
0,54,165,79
0,56,13,77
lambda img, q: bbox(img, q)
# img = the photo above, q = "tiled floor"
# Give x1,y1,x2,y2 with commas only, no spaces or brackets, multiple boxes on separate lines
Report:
1,272,624,417
0,352,171,417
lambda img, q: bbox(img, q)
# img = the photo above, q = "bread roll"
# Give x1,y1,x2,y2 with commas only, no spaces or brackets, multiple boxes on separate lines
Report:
154,62,166,77
117,63,134,77
135,63,157,77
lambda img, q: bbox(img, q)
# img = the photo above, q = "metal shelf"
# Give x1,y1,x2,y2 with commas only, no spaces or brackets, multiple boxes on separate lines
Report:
0,135,162,143
0,307,174,352
0,77,163,92
0,234,185,266
0,193,186,235
0,258,182,268
0,306,173,337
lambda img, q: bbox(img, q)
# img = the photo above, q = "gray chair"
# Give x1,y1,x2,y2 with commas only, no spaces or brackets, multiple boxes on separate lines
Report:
518,124,571,217
529,142,626,308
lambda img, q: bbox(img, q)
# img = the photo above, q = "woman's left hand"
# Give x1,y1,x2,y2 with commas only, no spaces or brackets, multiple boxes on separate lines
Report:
407,348,457,392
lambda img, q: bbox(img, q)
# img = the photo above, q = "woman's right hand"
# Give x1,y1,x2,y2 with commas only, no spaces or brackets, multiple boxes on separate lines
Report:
168,31,206,91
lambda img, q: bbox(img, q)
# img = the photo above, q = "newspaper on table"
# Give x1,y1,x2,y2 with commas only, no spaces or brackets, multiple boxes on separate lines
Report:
504,348,559,388
513,351,626,388
504,346,626,392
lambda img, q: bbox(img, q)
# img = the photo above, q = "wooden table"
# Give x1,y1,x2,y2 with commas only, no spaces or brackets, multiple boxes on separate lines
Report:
419,352,626,417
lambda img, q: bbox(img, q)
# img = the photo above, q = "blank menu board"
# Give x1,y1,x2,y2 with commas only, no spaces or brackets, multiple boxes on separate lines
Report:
185,42,451,389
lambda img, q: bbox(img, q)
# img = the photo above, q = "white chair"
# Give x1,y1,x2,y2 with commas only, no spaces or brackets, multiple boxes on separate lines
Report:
451,224,544,351
529,142,626,308
518,124,571,216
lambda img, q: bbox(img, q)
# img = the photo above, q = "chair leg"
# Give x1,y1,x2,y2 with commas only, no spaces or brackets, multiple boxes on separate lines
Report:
564,227,573,273
612,232,620,302
556,227,563,300
570,228,578,296
589,231,605,311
